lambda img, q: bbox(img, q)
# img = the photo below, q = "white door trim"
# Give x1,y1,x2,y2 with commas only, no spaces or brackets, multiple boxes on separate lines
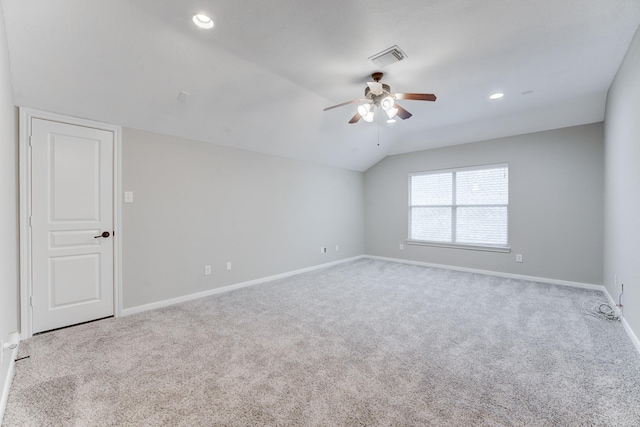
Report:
19,108,123,339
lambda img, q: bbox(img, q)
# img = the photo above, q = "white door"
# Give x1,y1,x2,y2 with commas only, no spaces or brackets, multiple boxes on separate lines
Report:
31,118,114,334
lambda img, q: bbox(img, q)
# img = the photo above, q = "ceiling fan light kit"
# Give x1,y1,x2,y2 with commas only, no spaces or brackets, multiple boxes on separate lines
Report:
323,72,436,124
358,104,374,122
380,96,395,110
385,106,398,119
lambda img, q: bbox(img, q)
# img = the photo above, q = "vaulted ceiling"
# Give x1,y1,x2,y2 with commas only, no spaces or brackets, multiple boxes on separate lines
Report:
2,0,639,171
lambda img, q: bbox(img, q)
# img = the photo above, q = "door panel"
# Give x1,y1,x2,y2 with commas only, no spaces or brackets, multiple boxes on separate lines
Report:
31,118,114,333
49,230,102,249
50,136,101,221
50,254,101,307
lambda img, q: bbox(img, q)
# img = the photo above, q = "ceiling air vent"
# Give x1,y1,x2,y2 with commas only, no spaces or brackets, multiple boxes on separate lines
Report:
369,45,407,68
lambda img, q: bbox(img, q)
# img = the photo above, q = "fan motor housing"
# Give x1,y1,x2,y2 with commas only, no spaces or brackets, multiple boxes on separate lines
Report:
365,84,390,98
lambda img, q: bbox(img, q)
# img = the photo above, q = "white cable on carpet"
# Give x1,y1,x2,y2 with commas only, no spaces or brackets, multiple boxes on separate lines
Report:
582,299,620,321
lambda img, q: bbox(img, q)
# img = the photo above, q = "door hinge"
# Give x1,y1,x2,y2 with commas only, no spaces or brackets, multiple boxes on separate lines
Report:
29,136,33,147
30,296,33,307
29,216,33,227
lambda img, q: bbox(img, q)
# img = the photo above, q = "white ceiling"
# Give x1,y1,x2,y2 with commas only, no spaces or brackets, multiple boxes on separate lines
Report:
2,0,639,171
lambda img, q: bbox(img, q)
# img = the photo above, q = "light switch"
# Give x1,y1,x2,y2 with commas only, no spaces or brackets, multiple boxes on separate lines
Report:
124,191,134,203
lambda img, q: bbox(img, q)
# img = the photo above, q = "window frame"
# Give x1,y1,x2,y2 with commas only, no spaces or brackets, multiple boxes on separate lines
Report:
407,163,510,252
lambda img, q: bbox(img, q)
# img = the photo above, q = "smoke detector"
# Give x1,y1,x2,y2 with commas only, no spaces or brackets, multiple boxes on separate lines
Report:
369,45,407,68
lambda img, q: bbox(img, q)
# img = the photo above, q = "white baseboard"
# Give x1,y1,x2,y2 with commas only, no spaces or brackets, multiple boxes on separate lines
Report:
1,333,20,425
620,317,640,354
600,287,640,355
365,255,604,290
121,256,365,316
365,255,640,355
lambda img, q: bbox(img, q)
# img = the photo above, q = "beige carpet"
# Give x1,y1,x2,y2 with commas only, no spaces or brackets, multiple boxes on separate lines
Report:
3,259,640,426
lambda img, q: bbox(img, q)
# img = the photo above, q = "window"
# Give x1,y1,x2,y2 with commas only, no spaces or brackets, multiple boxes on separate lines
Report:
409,164,509,250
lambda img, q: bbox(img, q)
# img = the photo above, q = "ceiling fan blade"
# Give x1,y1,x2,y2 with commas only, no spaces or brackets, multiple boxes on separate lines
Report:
323,98,367,111
395,104,413,120
366,81,384,95
348,112,362,124
394,93,437,102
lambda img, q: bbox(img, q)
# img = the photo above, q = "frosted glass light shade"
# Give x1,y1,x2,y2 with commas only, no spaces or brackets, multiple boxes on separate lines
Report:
381,96,395,110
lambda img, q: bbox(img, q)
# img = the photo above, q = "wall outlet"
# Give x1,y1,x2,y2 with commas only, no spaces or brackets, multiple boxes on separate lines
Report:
124,191,134,203
226,261,232,271
335,244,339,251
516,254,523,263
399,244,404,250
320,247,327,253
0,337,17,365
204,265,211,276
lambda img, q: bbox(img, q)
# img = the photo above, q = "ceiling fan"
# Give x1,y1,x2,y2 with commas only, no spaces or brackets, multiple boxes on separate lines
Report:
323,72,437,124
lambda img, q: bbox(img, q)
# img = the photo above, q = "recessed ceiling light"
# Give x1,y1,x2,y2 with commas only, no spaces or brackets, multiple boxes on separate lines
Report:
489,92,504,100
193,14,214,29
386,119,396,124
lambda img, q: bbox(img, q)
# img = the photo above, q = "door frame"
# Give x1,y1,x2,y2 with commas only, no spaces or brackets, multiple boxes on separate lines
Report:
19,108,123,339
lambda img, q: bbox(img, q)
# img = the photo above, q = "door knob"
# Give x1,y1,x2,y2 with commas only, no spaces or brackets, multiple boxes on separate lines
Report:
94,231,110,238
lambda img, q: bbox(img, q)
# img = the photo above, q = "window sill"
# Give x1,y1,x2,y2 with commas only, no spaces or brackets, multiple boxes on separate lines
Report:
406,240,511,253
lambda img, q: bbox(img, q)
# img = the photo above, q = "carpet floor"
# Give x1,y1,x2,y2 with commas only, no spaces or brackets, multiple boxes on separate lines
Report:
3,259,640,426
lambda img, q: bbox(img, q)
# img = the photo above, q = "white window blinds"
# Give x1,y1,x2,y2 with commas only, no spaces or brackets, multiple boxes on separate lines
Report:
409,164,509,248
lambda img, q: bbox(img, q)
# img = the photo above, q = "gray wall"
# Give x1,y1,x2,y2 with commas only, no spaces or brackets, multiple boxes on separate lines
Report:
122,128,364,309
604,25,640,340
0,4,18,396
364,123,604,284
